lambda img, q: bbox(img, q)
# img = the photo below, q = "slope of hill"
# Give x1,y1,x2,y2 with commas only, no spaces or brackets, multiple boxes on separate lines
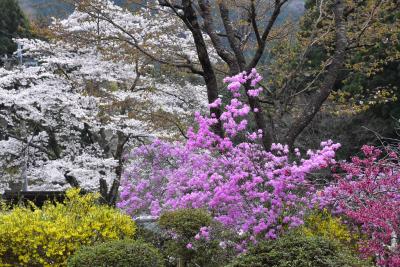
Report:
19,0,304,20
18,0,73,19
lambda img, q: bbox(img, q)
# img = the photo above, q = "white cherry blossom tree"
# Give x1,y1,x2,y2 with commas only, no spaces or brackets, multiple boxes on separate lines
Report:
0,4,207,204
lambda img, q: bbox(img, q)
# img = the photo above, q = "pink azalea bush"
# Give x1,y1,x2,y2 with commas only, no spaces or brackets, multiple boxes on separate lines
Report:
317,145,400,266
118,69,340,246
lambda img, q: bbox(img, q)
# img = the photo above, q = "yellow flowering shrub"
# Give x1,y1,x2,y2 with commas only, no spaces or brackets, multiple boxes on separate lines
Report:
0,188,136,266
300,209,358,247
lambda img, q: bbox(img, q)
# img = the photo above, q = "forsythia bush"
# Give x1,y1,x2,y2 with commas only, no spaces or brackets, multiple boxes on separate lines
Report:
0,188,136,266
300,209,357,246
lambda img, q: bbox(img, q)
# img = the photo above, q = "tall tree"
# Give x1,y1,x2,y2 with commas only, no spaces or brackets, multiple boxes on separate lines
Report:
0,0,30,56
0,34,206,203
269,0,399,152
70,0,349,150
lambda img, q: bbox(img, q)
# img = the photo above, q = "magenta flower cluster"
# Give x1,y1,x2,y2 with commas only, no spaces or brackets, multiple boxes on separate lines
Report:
118,69,340,244
195,226,210,241
317,145,400,266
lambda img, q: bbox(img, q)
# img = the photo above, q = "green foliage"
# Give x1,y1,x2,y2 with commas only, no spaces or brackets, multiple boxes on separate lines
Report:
0,188,136,266
301,0,400,114
135,225,166,250
159,208,212,239
0,0,31,55
266,0,400,156
227,232,370,267
67,239,164,267
159,209,230,267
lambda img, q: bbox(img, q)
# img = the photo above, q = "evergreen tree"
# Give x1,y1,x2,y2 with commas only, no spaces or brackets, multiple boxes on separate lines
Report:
0,0,30,56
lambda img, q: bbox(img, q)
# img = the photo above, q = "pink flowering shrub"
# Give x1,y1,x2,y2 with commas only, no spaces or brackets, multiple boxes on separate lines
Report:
317,145,400,266
118,69,340,246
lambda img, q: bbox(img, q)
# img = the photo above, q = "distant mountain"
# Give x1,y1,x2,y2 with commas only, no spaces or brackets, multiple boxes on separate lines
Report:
18,0,132,20
18,0,73,19
18,0,305,20
282,0,306,22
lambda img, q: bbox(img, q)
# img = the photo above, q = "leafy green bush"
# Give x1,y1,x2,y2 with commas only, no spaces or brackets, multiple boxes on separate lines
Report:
159,209,212,239
67,239,164,267
0,188,136,266
227,232,370,267
136,224,165,248
159,209,231,267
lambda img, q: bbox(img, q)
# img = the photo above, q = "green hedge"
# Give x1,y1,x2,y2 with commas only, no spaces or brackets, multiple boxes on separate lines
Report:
227,232,370,267
67,239,164,267
159,209,229,267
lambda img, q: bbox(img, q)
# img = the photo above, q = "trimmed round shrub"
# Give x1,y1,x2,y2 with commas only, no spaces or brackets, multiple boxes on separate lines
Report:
227,232,370,267
159,208,212,239
159,209,229,267
67,239,164,267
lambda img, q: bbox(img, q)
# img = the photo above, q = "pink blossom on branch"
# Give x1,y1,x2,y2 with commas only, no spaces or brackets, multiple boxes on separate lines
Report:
118,69,340,244
317,145,400,266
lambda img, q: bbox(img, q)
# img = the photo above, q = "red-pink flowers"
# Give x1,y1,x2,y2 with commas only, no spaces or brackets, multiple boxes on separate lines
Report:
318,145,400,266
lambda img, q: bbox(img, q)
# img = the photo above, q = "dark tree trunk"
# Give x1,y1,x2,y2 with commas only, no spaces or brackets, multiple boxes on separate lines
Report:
285,0,348,149
219,2,273,150
244,83,273,150
105,131,128,206
159,0,346,150
182,0,224,138
94,131,130,206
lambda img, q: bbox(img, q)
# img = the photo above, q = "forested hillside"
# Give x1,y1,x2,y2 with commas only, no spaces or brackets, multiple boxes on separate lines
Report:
18,0,73,18
18,0,306,19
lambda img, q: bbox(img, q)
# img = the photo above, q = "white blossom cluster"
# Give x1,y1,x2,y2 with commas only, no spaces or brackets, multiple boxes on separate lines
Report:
0,1,208,192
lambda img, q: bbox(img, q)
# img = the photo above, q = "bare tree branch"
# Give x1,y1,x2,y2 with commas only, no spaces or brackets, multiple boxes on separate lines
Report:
285,0,348,148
